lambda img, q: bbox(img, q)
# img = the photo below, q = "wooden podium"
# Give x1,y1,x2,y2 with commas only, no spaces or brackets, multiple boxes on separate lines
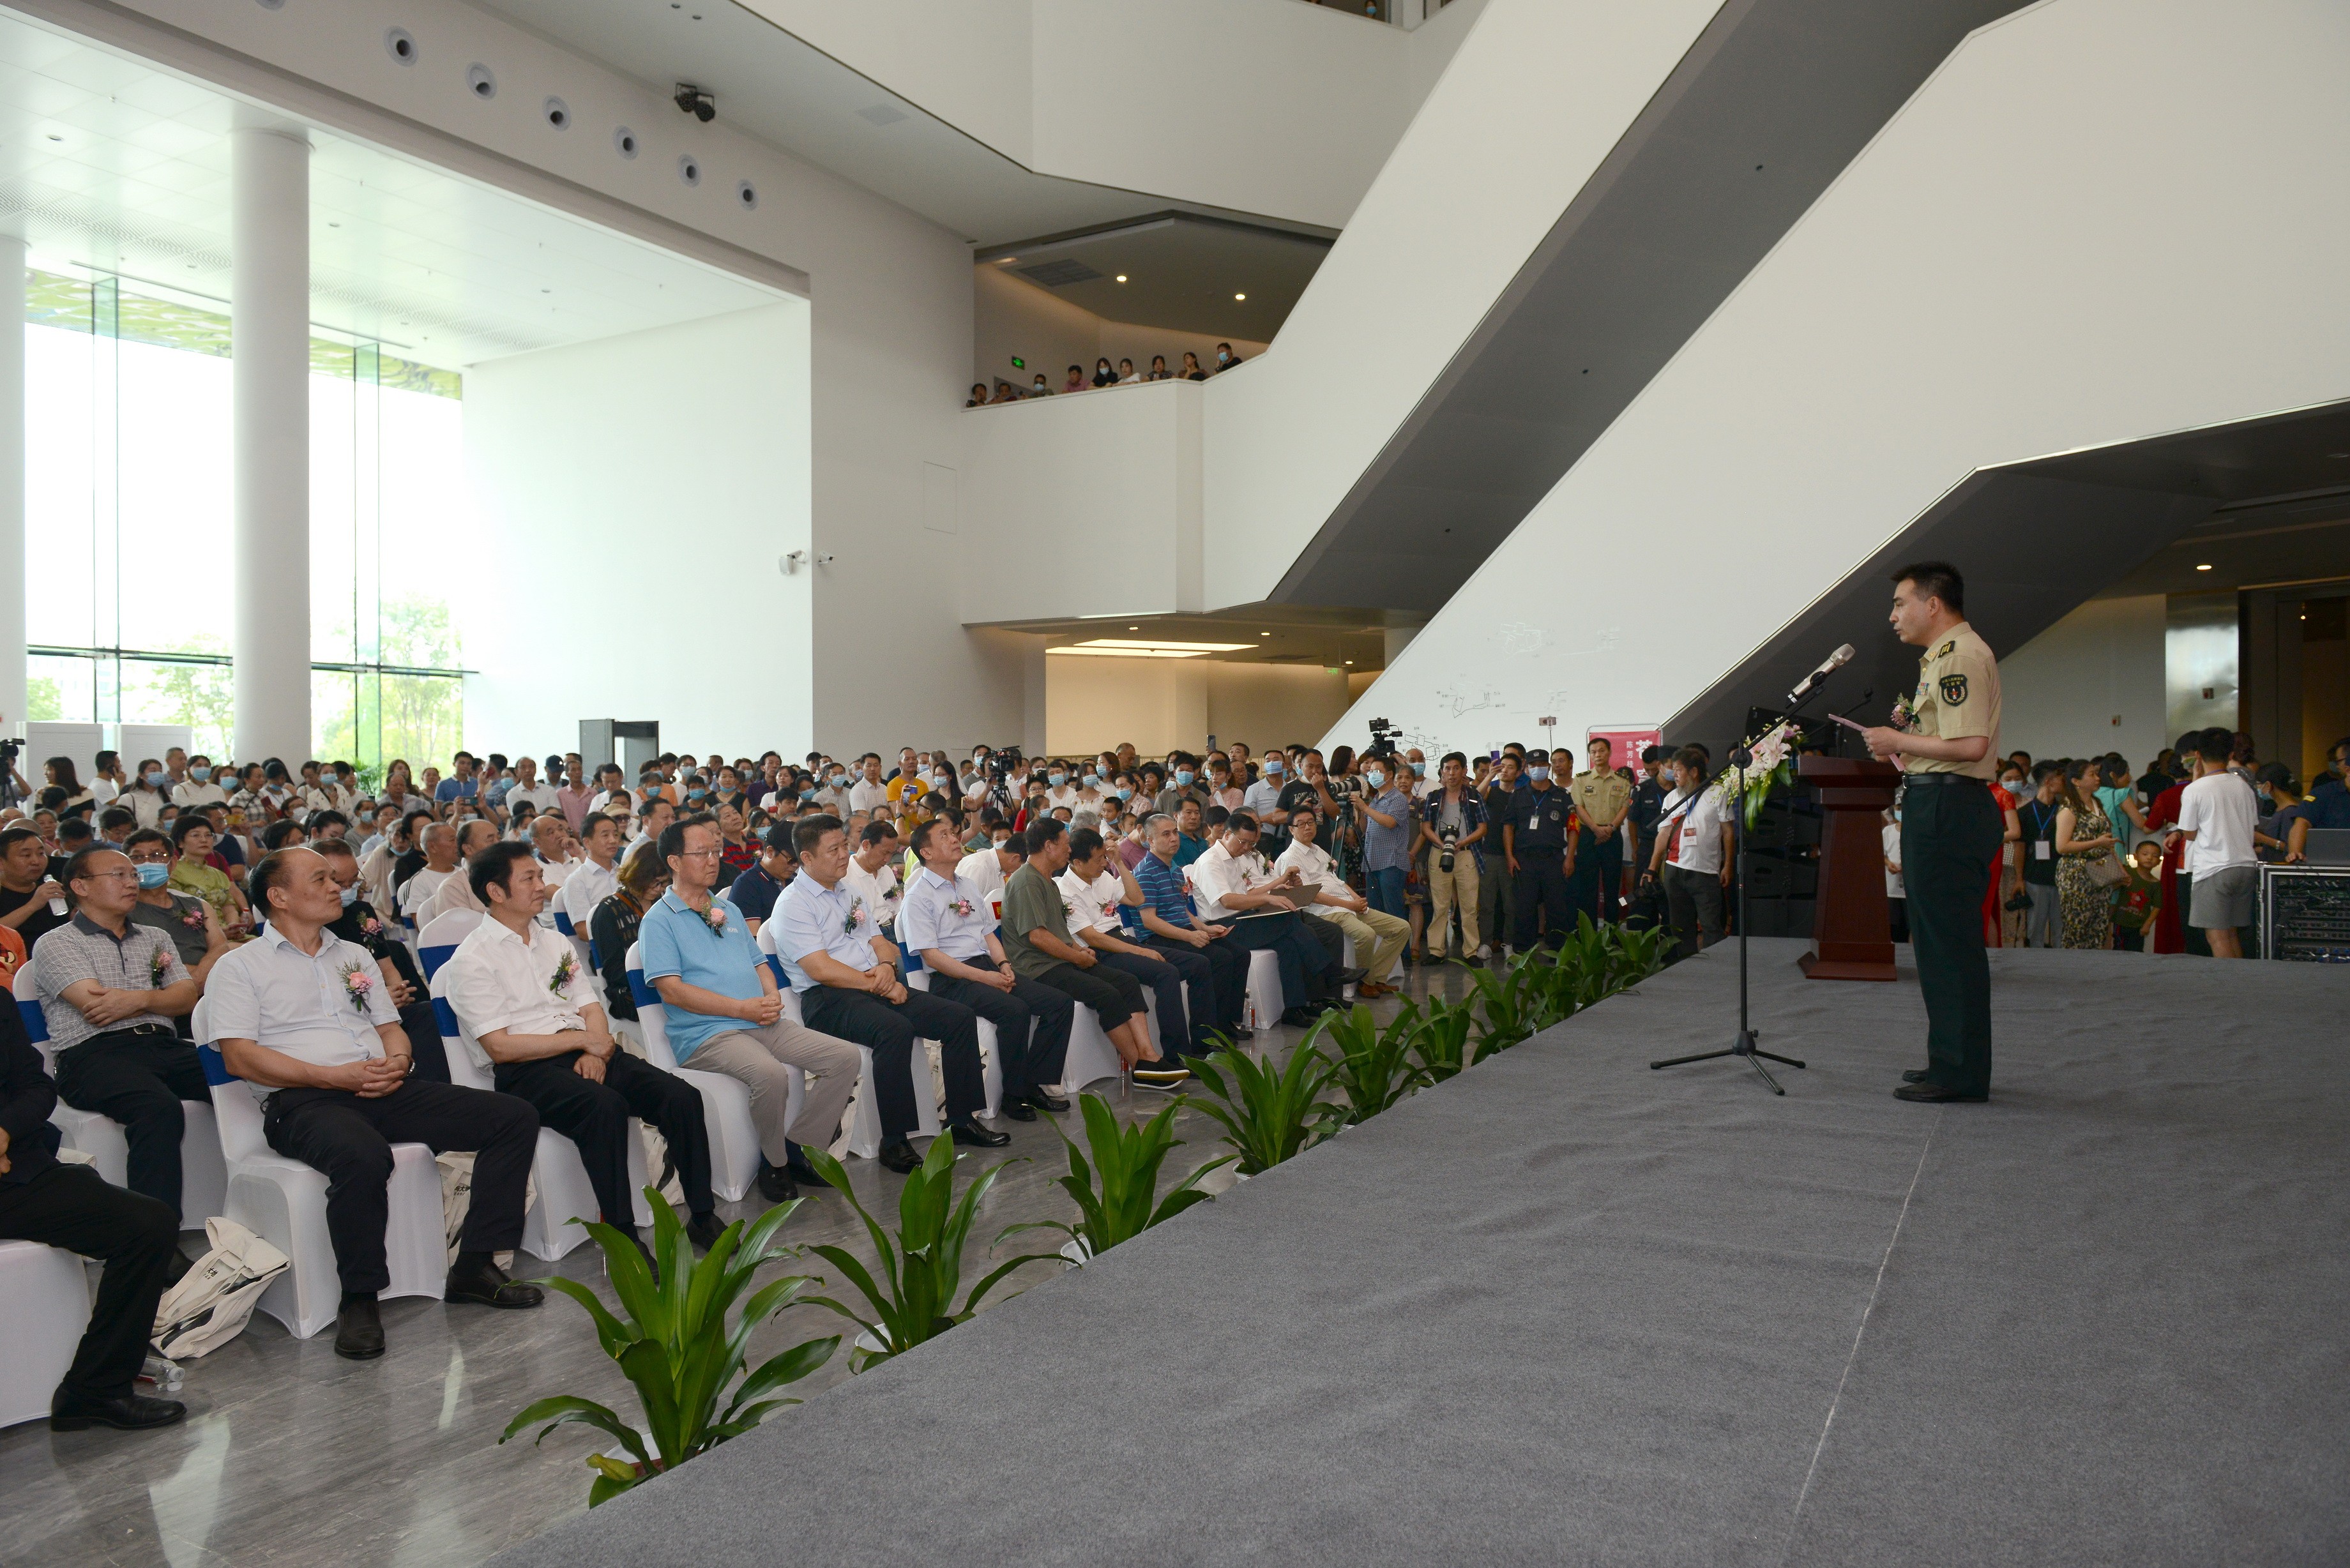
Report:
1798,757,1902,981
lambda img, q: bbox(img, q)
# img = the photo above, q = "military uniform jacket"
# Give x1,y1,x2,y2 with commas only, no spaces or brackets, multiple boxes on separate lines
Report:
1569,768,1632,831
1905,621,2001,778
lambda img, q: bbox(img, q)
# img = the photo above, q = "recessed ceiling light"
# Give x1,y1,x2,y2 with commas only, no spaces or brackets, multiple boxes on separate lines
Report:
1344,660,1353,665
1049,646,1215,660
1128,625,1138,631
1116,275,1127,283
1074,638,1254,652
2196,563,2213,571
1234,292,1246,301
45,134,60,142
1259,631,1270,637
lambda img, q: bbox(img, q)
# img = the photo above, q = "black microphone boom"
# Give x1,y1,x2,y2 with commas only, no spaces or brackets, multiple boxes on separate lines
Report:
1783,643,1856,709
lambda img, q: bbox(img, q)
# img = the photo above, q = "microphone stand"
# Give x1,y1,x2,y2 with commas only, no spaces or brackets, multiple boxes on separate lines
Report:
1649,672,1842,1094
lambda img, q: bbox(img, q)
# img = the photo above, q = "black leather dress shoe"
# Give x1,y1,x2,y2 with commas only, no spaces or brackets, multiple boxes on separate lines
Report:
784,1158,829,1191
1333,966,1368,987
444,1259,545,1309
877,1138,923,1173
1003,1098,1038,1122
685,1210,729,1254
1279,1006,1319,1029
756,1159,798,1202
51,1392,186,1432
1893,1082,1987,1103
1901,1069,1929,1084
1024,1087,1070,1113
334,1295,385,1360
950,1118,1012,1148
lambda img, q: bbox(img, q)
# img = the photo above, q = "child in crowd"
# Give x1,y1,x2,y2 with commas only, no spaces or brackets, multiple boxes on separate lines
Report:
2112,840,2163,951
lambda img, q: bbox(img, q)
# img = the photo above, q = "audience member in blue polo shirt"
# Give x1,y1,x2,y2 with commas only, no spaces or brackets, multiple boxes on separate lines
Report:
1131,811,1249,1040
639,815,857,1201
770,812,1001,1175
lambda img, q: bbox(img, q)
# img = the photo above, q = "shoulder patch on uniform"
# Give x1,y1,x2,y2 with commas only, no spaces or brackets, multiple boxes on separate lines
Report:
1939,672,1969,706
1934,639,1957,659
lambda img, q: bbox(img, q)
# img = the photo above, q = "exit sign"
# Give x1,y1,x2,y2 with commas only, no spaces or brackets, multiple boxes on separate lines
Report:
1010,356,1025,368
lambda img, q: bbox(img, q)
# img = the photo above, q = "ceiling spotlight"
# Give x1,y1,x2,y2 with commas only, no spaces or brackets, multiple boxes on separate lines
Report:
674,82,715,123
1128,625,1139,631
2195,563,2212,571
1345,660,1354,666
1234,292,1247,301
1116,275,1128,283
1259,631,1270,637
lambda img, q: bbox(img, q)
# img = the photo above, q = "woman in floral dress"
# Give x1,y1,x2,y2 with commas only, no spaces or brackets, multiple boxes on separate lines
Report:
2054,758,2118,950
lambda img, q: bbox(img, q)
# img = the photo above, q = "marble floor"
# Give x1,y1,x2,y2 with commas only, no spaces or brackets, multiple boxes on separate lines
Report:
0,957,1484,1568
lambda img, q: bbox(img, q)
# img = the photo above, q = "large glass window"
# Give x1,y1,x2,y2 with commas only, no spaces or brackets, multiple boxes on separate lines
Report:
23,268,467,772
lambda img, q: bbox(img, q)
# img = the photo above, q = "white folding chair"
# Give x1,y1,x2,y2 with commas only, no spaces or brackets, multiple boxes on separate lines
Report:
754,924,937,1158
622,942,766,1201
19,956,227,1230
416,909,483,981
1061,1002,1126,1096
1243,948,1287,1031
0,1239,91,1429
193,1000,445,1340
427,974,650,1259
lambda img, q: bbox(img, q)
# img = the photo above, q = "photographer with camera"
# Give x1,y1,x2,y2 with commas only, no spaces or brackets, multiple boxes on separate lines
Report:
1356,753,1414,932
1416,752,1487,967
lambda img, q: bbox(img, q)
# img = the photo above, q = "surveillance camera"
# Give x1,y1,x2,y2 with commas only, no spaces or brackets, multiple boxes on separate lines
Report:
674,84,715,123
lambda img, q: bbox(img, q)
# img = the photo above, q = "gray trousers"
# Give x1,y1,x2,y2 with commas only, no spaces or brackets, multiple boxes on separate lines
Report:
685,1018,861,1166
2023,882,2061,947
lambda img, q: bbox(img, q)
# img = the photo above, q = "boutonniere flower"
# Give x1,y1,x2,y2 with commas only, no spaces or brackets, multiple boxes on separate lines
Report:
550,949,577,995
1890,695,1917,732
841,894,865,937
699,902,727,936
337,960,375,1014
360,914,385,938
179,905,207,931
948,896,975,917
149,948,172,986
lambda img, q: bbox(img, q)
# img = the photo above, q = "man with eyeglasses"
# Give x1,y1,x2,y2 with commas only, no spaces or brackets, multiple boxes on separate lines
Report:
122,829,230,997
29,846,204,1213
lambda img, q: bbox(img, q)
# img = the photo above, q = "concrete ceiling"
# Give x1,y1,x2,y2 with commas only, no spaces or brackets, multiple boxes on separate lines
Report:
1266,0,2035,615
1665,397,2350,751
0,10,780,369
979,213,1331,343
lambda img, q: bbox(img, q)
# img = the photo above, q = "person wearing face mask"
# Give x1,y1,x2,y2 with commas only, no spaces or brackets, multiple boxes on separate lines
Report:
123,830,229,1001
170,755,227,811
1027,373,1052,398
1503,750,1577,952
1043,764,1081,813
1242,750,1285,824
1154,753,1204,820
123,760,171,831
314,837,448,1082
1356,753,1415,932
1213,342,1243,373
1091,358,1118,389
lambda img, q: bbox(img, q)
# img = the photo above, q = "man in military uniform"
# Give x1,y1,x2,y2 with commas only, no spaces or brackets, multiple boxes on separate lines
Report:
1860,561,2003,1104
1504,753,1575,950
1568,738,1634,926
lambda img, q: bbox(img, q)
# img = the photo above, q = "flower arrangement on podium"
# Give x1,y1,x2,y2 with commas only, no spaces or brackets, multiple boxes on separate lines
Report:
1708,718,1802,831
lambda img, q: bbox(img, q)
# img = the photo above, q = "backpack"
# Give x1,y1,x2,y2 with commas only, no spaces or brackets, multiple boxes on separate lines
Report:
153,1218,290,1359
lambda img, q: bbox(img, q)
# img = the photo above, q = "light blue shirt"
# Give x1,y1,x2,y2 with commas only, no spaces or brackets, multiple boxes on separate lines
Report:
897,866,992,961
638,889,765,1063
772,874,883,993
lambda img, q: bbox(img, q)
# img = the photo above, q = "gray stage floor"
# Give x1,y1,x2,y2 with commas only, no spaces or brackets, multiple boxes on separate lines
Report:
491,940,2350,1568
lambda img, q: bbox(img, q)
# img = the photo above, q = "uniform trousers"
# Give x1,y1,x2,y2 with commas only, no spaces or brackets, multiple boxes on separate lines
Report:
1513,852,1573,949
494,1050,712,1224
1572,826,1624,926
1209,912,1335,1011
52,1029,208,1216
1142,933,1247,1039
925,954,1073,1099
679,1016,859,1164
0,1165,179,1403
798,986,984,1139
1423,849,1480,957
1900,777,2003,1096
263,1078,537,1295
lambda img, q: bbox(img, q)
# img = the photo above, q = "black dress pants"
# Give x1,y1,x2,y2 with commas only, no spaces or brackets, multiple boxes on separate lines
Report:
495,1050,712,1225
1209,914,1334,1011
926,955,1072,1100
1144,934,1245,1038
1093,950,1188,1059
1515,854,1574,949
800,986,985,1138
53,1030,208,1217
1020,957,1146,1033
264,1077,537,1295
397,1000,451,1083
1572,826,1623,926
0,1165,178,1403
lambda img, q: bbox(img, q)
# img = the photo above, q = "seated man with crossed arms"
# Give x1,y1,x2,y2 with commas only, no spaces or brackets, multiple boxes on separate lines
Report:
208,847,543,1362
773,813,1004,1175
898,817,1072,1122
439,841,724,1263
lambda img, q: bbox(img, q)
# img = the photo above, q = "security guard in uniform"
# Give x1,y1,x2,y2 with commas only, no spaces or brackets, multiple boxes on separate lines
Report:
1505,754,1575,949
1861,561,2003,1103
1568,739,1634,926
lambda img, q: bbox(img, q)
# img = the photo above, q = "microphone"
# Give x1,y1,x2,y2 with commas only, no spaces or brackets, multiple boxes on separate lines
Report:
1784,644,1855,708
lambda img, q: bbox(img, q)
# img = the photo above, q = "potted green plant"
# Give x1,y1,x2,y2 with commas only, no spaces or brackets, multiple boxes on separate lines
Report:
797,1138,1059,1372
1002,1092,1231,1264
1182,1041,1342,1175
1311,1002,1429,1124
500,1192,838,1506
1407,997,1474,1084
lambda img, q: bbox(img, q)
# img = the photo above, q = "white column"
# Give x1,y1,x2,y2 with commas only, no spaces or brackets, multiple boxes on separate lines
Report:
231,124,311,760
0,234,24,725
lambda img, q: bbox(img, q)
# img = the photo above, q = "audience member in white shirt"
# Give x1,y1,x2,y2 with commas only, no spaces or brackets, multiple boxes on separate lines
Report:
1648,749,1730,957
420,820,499,925
501,757,561,822
2172,727,2259,958
559,815,623,935
1188,813,1346,1026
528,815,575,891
436,841,723,1262
1057,824,1220,1062
623,797,676,865
842,818,902,934
210,846,543,1361
847,755,891,817
955,836,1024,922
1274,809,1410,993
397,822,460,924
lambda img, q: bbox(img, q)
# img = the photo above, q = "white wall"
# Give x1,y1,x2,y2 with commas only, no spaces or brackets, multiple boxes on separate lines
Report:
740,0,1486,229
1046,655,1349,758
1998,595,2168,769
462,304,812,760
1333,0,2350,758
973,263,1266,394
958,379,1202,623
65,0,1028,756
